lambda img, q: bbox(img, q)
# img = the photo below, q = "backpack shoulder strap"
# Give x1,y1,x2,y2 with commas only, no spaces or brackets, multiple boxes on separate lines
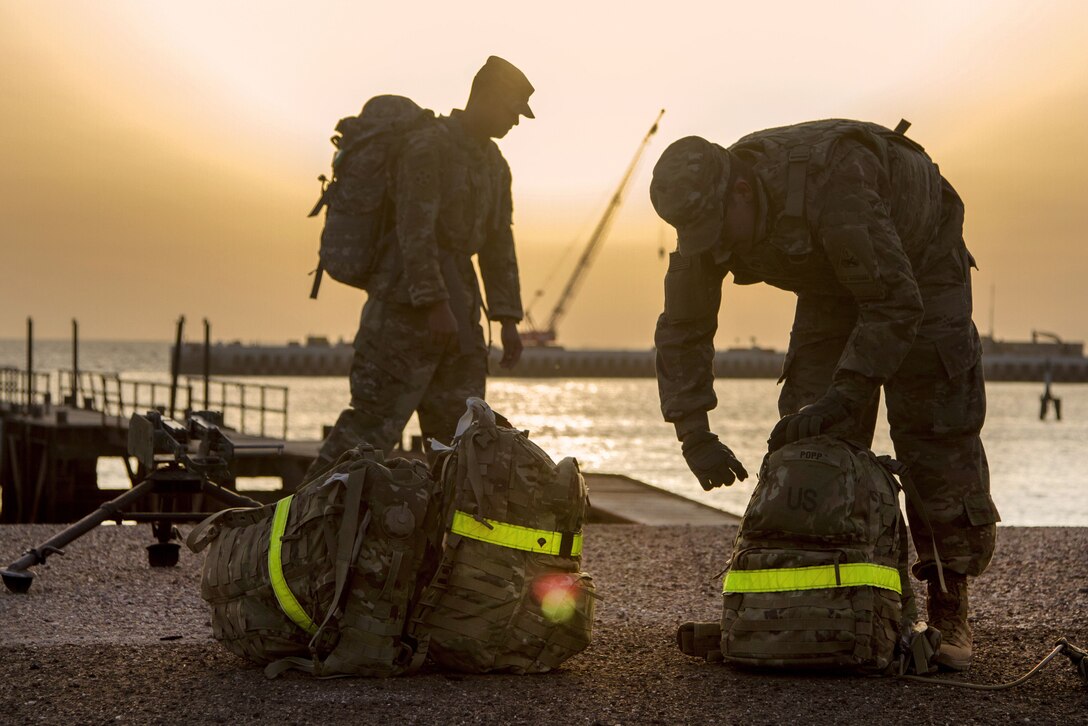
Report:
783,145,811,223
309,468,368,648
264,467,370,678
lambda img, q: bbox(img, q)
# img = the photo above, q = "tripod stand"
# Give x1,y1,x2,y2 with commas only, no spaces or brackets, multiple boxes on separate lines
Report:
2,411,276,594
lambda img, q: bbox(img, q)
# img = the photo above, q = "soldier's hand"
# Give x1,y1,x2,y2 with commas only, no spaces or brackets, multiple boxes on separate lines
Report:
426,300,459,346
681,430,748,491
767,389,853,452
499,320,523,368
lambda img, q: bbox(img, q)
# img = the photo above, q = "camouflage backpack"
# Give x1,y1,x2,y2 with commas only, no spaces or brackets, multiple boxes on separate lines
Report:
414,398,596,673
714,436,925,674
307,94,437,298
185,445,445,678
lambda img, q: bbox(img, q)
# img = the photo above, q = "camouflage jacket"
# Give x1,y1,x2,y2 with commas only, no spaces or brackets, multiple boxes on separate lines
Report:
372,110,523,323
657,120,952,427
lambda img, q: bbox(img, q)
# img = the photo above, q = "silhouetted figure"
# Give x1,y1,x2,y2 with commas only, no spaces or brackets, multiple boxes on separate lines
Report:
650,119,997,673
307,57,534,478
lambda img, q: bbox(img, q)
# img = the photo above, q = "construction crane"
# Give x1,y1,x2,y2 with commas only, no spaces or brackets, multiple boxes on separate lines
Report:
1032,330,1064,345
521,109,665,347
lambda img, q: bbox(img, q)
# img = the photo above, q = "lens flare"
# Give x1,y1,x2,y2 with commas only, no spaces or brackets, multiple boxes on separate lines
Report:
532,573,580,623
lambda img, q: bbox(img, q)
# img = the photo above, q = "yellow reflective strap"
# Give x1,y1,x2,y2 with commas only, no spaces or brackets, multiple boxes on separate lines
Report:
723,563,902,595
450,510,583,557
268,496,318,635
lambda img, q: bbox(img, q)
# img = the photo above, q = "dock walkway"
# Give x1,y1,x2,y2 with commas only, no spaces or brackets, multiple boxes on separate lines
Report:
583,472,738,525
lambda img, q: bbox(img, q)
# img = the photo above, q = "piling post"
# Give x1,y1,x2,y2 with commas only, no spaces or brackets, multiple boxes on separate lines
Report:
72,319,80,408
203,318,211,410
169,316,185,419
25,317,33,412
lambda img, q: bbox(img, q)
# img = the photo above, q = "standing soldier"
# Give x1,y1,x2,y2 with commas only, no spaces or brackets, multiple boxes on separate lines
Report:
650,120,999,671
307,56,531,478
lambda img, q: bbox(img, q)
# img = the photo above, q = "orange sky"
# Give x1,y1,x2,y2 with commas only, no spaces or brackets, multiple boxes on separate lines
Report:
2,1,1087,349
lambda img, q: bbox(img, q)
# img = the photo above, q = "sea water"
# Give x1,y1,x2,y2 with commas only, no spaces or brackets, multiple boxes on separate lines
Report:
2,340,1085,526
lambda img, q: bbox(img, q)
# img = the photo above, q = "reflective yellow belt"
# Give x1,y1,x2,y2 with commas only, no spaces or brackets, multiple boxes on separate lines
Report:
723,563,902,594
268,496,318,635
451,510,583,557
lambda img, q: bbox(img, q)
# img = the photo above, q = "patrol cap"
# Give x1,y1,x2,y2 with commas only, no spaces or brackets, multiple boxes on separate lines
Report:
649,136,731,256
474,55,535,119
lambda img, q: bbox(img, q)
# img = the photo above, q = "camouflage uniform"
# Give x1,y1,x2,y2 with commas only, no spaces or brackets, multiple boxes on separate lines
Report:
654,121,999,580
309,111,523,477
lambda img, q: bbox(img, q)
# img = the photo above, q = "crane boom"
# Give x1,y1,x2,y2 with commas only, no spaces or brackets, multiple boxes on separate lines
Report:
1032,330,1063,344
523,109,664,346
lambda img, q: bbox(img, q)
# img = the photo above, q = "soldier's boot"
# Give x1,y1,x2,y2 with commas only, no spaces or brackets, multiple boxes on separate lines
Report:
927,574,972,671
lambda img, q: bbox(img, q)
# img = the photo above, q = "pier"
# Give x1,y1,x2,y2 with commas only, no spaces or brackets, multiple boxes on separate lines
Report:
0,367,302,524
175,340,788,379
174,335,1088,381
0,365,734,526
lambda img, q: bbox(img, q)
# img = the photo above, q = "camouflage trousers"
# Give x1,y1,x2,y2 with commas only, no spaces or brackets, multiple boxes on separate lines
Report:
779,243,999,581
306,299,487,480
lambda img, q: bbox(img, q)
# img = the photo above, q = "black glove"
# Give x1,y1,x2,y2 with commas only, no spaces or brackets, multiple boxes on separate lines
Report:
681,430,749,491
767,373,877,452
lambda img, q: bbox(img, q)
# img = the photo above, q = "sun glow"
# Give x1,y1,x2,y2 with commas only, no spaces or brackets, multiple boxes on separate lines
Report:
2,1,1087,346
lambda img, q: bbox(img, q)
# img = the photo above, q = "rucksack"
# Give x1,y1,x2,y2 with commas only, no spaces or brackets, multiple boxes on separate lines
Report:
307,95,437,298
725,119,932,298
716,436,922,674
414,398,597,673
186,444,446,678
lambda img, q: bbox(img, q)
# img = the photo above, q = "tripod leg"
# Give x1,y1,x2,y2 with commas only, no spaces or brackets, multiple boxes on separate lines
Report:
2,479,158,593
147,520,181,568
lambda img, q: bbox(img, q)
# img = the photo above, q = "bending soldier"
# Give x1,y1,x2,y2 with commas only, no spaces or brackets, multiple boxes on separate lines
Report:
307,57,532,478
650,120,1000,672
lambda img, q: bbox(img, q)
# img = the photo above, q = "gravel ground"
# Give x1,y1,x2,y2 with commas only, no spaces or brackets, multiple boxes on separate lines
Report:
1,523,1086,725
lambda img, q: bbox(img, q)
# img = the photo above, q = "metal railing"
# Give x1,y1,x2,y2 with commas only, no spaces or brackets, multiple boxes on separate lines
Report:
45,370,289,439
55,370,182,426
184,376,288,439
0,367,53,410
